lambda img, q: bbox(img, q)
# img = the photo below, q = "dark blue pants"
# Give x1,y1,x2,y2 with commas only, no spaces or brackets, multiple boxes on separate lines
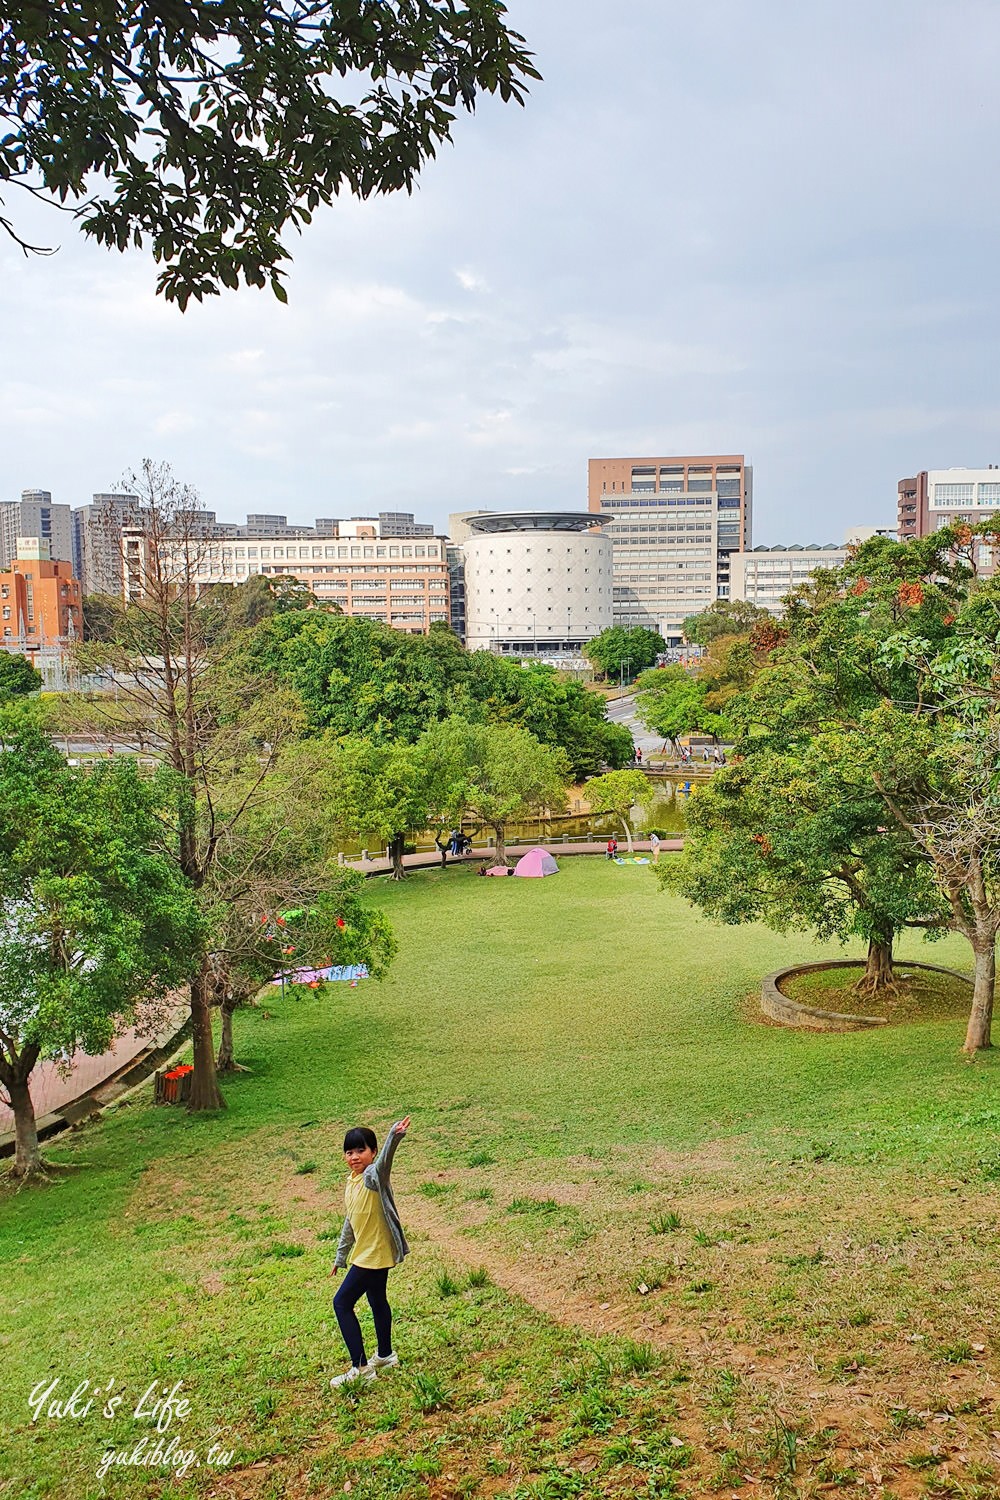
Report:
334,1265,392,1367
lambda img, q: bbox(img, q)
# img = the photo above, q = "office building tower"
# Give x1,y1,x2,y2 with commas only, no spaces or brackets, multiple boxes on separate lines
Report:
588,454,752,645
72,492,140,596
0,490,73,570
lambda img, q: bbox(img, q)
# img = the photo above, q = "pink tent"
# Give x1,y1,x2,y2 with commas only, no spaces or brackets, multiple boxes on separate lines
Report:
514,846,559,878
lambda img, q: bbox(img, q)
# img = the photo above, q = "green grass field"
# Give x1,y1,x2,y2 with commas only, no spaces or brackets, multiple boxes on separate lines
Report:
3,858,1000,1499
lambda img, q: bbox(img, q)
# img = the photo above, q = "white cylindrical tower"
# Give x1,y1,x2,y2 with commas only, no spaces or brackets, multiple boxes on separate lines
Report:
462,512,612,658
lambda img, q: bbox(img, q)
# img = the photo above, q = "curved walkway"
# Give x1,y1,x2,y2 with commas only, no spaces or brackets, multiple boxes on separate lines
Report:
343,838,683,877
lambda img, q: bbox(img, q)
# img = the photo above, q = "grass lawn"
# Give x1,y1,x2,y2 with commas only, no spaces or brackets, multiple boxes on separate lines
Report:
3,857,1000,1500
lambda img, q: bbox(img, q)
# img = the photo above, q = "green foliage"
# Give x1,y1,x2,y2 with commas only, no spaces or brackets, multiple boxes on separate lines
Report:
417,716,569,857
682,598,772,646
247,612,629,778
584,626,665,681
636,669,728,742
0,652,41,699
585,769,653,848
0,706,202,1163
2,1,540,305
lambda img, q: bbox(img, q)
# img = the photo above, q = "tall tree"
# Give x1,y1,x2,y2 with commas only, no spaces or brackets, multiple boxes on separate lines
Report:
316,735,432,880
725,523,1000,1049
75,460,307,1110
663,737,947,994
583,770,653,855
635,667,729,744
0,707,201,1177
420,717,569,867
1,1,539,305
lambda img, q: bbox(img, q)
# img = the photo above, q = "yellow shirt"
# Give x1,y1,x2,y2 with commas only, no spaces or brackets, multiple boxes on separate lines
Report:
344,1171,396,1269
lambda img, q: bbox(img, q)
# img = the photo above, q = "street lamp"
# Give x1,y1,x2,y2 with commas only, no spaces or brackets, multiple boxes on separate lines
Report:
619,657,632,697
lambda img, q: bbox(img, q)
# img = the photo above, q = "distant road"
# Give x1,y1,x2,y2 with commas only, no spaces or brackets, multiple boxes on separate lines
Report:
604,694,662,756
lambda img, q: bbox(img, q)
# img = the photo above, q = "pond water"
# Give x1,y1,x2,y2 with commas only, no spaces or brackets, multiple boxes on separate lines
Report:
337,780,694,857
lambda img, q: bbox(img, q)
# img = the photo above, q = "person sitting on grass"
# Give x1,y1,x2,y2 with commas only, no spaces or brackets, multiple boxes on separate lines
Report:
329,1116,411,1388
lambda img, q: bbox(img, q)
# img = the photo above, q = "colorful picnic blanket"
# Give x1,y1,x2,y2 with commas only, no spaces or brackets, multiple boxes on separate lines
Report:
273,965,369,984
613,857,650,866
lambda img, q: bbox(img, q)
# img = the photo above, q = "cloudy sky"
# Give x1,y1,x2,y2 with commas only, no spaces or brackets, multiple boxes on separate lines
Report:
2,1,999,543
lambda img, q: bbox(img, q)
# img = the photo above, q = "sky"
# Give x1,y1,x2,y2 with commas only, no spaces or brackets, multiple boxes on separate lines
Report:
2,0,999,544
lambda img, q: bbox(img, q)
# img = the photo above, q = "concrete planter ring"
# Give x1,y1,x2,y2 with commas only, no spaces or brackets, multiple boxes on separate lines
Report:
761,960,973,1032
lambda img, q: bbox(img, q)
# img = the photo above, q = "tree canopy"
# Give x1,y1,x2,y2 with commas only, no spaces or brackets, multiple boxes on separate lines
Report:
669,521,1000,1050
419,716,569,866
583,626,665,681
0,652,42,699
0,706,202,1176
246,611,631,776
1,0,539,305
682,598,773,646
584,769,653,853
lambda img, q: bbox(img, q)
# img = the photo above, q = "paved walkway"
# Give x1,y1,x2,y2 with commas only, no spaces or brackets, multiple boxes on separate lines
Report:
0,1026,156,1133
344,838,683,877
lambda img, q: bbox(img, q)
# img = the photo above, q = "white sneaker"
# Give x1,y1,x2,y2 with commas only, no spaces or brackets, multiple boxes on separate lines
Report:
365,1352,399,1373
330,1365,375,1388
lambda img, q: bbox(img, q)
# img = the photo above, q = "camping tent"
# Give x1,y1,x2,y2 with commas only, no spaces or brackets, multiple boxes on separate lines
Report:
514,847,559,878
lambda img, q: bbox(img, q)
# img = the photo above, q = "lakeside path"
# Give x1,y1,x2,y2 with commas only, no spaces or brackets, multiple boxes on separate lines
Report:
343,837,684,877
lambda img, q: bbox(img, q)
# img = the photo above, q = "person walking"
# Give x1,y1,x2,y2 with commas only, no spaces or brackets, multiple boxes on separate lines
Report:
330,1116,411,1388
636,745,642,764
649,830,661,865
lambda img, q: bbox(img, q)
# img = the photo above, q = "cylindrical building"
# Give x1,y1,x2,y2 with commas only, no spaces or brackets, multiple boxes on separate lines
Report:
462,511,612,659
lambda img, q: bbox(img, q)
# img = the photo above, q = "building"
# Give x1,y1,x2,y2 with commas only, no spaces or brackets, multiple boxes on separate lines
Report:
898,467,1000,537
461,511,612,659
0,490,73,571
0,537,83,652
730,544,849,614
121,519,450,633
588,455,753,645
72,492,140,596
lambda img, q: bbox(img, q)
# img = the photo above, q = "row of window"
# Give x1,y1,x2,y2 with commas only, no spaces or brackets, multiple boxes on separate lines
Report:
164,543,441,561
932,483,1000,506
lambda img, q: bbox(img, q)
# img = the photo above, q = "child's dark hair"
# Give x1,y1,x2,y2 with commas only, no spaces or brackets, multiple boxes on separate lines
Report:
344,1126,377,1153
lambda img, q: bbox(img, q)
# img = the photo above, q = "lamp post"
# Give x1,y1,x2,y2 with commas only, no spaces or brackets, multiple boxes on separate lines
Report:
619,656,632,698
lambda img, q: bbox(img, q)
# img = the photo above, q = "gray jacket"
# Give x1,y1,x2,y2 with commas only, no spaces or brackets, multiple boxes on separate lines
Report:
335,1121,410,1269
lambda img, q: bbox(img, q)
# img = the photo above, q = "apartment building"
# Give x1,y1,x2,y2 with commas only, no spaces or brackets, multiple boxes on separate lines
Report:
122,517,450,633
897,467,1000,573
0,537,83,650
588,454,753,645
0,490,73,570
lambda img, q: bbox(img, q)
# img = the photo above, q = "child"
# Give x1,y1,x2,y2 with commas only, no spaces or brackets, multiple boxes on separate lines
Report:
329,1116,411,1388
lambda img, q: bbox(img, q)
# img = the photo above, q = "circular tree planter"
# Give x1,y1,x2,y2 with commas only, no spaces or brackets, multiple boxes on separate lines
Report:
761,960,973,1032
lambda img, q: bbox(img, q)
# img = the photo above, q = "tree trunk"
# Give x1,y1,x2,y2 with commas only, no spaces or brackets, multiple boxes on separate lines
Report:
854,933,895,997
188,960,226,1110
389,833,406,881
963,937,995,1054
216,998,237,1073
7,1072,44,1179
620,816,634,854
491,824,509,867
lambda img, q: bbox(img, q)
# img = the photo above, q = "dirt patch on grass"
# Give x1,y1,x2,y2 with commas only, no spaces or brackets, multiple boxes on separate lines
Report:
783,964,973,1023
406,1142,1000,1498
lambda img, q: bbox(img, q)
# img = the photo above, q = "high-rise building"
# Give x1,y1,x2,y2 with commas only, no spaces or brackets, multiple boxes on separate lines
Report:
588,454,753,645
72,492,140,596
0,490,73,570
